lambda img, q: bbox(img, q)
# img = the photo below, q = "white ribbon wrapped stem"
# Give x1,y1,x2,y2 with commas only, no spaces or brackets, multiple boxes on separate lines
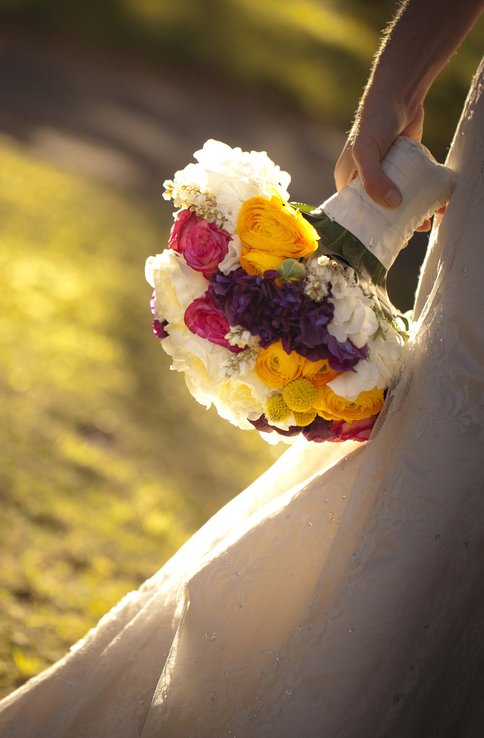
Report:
322,137,457,270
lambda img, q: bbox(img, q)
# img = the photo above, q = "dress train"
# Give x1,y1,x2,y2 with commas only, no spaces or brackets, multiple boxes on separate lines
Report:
0,62,483,738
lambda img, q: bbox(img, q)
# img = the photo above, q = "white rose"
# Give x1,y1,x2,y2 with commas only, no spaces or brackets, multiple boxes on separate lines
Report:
145,250,208,325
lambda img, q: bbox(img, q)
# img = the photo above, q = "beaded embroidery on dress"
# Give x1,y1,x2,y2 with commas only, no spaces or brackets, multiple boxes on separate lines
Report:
0,62,483,738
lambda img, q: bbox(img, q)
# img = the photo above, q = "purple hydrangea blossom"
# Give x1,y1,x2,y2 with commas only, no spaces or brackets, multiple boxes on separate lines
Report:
210,268,366,371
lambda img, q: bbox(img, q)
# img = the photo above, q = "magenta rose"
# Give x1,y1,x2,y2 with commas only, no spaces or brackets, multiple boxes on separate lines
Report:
184,294,239,352
169,209,230,278
330,414,378,442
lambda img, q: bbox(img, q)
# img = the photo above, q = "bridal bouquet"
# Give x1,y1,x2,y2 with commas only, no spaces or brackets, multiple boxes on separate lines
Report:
146,139,455,443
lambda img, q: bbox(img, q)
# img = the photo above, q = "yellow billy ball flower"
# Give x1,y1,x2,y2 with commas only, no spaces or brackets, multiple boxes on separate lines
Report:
237,195,319,276
255,341,306,388
282,377,317,413
293,408,317,427
315,386,384,423
266,394,291,424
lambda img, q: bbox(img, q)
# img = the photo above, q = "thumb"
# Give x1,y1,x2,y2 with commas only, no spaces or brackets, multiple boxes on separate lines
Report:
354,140,402,208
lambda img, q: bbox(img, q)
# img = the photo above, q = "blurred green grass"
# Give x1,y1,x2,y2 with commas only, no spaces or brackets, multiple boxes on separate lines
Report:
0,139,280,695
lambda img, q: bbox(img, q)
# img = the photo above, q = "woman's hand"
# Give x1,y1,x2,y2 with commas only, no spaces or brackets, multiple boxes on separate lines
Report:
335,92,424,198
334,93,432,231
333,0,483,231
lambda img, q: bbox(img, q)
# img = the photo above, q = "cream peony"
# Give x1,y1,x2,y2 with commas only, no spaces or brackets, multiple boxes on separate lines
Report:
162,324,229,385
211,380,267,429
160,317,273,430
145,250,208,325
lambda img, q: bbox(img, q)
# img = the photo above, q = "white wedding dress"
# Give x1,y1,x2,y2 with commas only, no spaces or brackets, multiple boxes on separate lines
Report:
1,64,483,738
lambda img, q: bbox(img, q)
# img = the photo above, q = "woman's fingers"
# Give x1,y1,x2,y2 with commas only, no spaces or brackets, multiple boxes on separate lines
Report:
335,137,402,207
334,143,357,191
415,218,432,232
416,204,447,232
334,133,442,238
352,137,402,207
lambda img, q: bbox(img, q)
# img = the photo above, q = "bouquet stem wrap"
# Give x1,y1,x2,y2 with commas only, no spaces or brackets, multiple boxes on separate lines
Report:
301,137,457,320
309,137,457,268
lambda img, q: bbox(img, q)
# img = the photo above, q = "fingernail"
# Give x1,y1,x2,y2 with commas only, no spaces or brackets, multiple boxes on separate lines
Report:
384,187,402,207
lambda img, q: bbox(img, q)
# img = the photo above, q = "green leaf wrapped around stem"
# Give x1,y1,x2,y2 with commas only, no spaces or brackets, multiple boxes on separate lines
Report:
295,204,394,321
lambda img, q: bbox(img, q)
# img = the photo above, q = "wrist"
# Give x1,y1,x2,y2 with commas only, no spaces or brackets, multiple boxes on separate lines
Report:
359,81,425,135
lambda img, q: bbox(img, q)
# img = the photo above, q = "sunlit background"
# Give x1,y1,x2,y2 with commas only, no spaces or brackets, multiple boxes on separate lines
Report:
0,0,482,695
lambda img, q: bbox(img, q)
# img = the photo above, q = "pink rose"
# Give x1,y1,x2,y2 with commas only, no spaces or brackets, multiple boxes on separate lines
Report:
330,414,378,442
169,210,230,278
184,294,239,352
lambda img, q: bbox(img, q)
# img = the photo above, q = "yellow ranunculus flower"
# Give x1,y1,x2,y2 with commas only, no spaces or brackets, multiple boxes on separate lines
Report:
237,195,319,276
255,341,306,388
314,386,384,423
239,249,285,276
301,358,339,385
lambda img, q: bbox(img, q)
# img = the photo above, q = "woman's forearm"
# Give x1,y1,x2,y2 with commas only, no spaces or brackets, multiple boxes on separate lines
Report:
368,0,484,110
334,0,483,204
